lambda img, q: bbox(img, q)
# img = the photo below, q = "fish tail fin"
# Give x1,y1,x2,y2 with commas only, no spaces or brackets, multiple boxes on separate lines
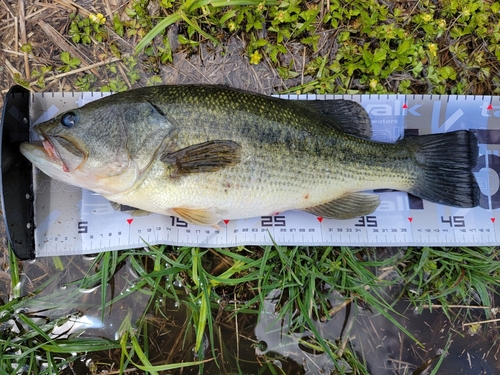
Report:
403,130,480,208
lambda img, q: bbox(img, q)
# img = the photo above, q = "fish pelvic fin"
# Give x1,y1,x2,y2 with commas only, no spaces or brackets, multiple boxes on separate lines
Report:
172,207,222,226
304,193,380,220
161,140,241,178
403,130,480,208
109,201,152,216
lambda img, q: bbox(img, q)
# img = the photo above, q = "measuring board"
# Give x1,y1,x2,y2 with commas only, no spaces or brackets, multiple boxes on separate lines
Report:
1,87,500,258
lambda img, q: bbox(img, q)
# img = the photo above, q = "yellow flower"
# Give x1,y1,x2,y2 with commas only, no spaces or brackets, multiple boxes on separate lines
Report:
228,21,236,32
369,79,378,90
89,13,106,25
277,10,285,22
249,50,262,65
437,19,446,29
467,322,480,336
428,43,438,57
422,13,432,22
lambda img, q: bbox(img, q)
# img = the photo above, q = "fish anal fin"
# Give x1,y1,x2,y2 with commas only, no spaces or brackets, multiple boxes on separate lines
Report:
161,140,241,178
172,207,221,226
303,193,380,220
299,100,372,140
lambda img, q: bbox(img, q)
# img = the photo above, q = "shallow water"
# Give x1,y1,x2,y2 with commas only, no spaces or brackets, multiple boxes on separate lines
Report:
255,287,499,375
3,250,498,375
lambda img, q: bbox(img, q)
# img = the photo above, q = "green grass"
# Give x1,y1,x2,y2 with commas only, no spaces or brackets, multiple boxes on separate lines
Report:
403,246,500,318
2,244,499,373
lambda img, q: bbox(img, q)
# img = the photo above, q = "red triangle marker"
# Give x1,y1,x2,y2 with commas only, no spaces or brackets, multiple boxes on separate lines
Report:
408,217,413,223
127,218,133,224
491,218,496,223
402,103,408,109
487,103,493,110
317,217,323,223
223,220,230,225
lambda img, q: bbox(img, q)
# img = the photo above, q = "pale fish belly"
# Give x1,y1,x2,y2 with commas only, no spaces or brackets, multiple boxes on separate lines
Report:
102,153,389,222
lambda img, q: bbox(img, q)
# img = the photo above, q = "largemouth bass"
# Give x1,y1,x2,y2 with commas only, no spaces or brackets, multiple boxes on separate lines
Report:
20,85,480,226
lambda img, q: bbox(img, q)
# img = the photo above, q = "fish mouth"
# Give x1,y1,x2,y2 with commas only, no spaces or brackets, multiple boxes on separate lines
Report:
37,128,86,172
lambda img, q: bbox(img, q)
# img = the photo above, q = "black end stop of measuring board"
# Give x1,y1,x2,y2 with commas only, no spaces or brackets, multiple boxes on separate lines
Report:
0,86,35,260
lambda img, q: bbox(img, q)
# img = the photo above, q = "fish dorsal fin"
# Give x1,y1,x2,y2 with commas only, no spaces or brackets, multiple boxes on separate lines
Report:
298,99,372,140
172,207,221,226
303,192,380,220
161,140,241,178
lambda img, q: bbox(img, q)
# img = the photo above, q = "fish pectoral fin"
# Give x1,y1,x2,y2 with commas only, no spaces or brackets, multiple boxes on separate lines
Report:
161,140,241,177
298,99,372,140
172,207,222,226
109,201,152,216
303,193,380,220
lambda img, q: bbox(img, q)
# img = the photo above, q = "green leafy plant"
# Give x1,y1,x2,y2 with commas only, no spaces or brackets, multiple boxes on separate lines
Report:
69,13,108,44
75,73,97,91
58,51,81,72
100,78,128,92
135,0,279,54
30,65,52,88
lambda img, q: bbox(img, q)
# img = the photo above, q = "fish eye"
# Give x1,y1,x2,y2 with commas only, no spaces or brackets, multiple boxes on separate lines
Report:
61,112,78,128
